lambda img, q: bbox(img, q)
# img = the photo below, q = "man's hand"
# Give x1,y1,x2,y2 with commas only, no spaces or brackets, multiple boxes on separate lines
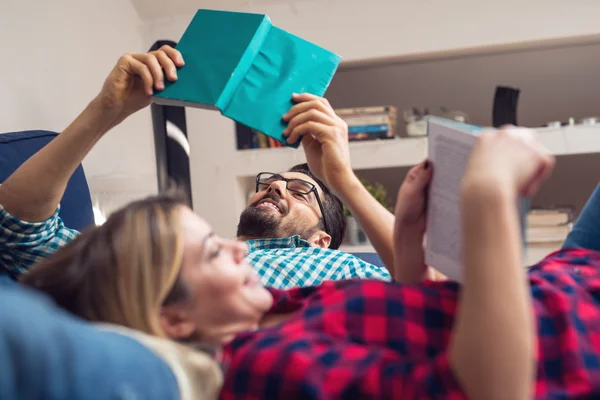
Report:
282,93,353,192
283,93,399,270
95,45,184,127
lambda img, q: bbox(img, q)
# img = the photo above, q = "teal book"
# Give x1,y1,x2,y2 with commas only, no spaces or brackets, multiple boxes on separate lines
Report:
152,9,342,148
425,117,529,281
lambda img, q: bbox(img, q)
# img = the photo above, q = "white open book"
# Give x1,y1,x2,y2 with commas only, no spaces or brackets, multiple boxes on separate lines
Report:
425,117,528,282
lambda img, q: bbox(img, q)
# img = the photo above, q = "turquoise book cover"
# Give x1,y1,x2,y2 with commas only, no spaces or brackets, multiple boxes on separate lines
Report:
153,9,342,148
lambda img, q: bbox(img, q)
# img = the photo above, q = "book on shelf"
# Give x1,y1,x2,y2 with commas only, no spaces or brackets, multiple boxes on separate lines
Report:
336,105,398,142
152,9,341,148
526,224,571,243
235,122,284,149
236,104,398,149
525,208,572,264
336,106,397,116
525,207,572,244
424,117,529,282
526,208,572,227
256,132,269,149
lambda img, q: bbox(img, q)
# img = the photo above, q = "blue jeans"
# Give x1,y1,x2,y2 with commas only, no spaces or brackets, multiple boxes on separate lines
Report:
0,283,180,400
563,184,600,251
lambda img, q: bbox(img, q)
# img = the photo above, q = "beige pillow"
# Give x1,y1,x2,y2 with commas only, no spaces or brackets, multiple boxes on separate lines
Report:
98,324,223,400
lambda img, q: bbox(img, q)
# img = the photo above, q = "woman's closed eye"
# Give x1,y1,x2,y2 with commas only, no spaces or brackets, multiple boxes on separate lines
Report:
209,245,222,260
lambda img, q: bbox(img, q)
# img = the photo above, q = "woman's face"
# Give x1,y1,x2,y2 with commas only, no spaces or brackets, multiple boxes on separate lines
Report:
172,207,273,344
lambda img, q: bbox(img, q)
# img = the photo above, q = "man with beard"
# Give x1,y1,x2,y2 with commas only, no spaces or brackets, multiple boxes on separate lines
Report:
236,93,393,289
0,44,395,290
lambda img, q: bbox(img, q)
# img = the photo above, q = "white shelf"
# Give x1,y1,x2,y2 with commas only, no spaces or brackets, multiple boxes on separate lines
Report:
232,125,600,178
535,124,600,155
339,244,376,253
199,123,600,240
232,137,427,177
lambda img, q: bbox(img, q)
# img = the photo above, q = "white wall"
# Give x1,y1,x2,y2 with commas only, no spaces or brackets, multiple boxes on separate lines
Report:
0,0,157,216
141,0,600,62
136,0,600,237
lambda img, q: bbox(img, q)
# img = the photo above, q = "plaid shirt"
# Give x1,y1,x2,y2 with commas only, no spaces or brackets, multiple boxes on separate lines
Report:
0,207,390,289
222,248,600,399
246,236,391,289
0,205,79,277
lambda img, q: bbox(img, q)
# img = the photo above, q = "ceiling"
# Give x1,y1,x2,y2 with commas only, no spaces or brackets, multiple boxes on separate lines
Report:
129,0,301,20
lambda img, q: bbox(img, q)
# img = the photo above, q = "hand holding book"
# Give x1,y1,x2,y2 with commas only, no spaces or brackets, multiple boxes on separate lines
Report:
463,127,555,199
392,160,442,283
152,9,341,147
425,119,555,281
453,126,552,398
95,45,184,127
282,93,353,192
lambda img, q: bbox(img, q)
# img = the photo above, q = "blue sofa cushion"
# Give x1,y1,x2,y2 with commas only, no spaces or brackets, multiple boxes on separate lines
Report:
0,130,94,231
351,252,386,269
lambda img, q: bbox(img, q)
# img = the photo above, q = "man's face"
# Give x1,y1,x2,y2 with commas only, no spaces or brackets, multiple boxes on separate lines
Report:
236,172,326,242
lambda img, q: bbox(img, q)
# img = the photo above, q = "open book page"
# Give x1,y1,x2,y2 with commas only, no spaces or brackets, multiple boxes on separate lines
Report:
425,120,479,282
425,119,529,281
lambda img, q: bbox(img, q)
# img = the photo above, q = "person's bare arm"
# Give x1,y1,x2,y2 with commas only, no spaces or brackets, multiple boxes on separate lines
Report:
332,174,395,269
0,46,183,222
283,93,394,269
447,129,554,399
450,179,534,400
0,101,114,221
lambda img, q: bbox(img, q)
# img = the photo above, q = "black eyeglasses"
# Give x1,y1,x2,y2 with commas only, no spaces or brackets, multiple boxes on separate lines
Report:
255,172,329,235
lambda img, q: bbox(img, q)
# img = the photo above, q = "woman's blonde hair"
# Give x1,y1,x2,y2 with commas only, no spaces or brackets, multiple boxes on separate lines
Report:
21,192,190,337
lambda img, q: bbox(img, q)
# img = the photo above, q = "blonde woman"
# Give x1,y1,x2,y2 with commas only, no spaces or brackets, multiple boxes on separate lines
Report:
2,47,600,400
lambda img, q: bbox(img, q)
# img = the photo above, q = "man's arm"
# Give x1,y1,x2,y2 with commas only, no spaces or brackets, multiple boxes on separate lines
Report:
282,93,395,269
0,46,183,222
332,174,395,269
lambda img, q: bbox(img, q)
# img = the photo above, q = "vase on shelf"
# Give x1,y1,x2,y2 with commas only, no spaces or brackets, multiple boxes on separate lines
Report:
345,216,369,246
403,108,428,137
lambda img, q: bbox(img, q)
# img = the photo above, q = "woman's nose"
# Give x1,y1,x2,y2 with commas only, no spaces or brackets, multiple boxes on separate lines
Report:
229,240,249,263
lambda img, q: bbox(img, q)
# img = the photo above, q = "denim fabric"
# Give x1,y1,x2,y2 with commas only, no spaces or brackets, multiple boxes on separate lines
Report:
563,185,600,252
0,284,180,400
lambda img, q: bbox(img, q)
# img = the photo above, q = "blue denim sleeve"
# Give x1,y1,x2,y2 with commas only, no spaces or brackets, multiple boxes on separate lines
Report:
0,284,180,399
563,185,600,252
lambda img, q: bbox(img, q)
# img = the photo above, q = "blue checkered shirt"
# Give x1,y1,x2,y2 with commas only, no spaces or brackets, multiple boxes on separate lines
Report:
0,205,79,277
0,206,391,288
245,236,391,289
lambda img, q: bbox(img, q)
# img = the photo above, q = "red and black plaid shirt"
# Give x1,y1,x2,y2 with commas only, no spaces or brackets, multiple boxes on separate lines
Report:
221,249,600,399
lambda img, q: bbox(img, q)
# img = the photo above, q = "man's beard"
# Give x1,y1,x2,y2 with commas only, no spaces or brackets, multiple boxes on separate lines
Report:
236,193,319,240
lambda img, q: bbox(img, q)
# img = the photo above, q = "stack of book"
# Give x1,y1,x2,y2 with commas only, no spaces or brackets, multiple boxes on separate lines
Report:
336,106,398,142
525,207,573,264
236,104,399,149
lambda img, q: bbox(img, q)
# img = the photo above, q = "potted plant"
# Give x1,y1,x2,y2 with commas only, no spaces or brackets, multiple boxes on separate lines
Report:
344,179,390,246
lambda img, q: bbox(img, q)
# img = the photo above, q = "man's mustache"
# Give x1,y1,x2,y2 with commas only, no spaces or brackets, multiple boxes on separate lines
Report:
250,193,288,214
